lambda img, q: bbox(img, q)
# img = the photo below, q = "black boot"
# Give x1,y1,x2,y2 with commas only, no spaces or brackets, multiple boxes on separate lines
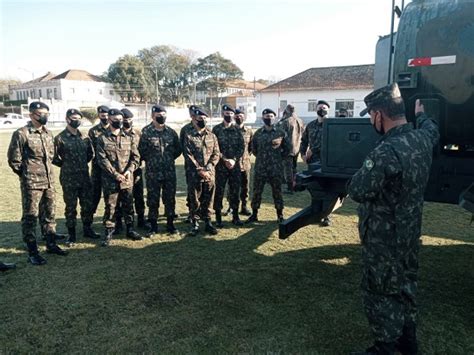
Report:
83,223,101,239
321,216,332,227
245,210,259,224
350,341,396,355
26,240,47,265
188,219,200,236
114,218,123,235
204,219,218,235
240,202,252,216
395,322,418,355
276,209,284,223
45,233,68,256
0,261,16,271
215,210,224,228
184,214,193,224
126,224,142,241
232,210,243,226
66,227,76,246
145,219,158,238
166,216,178,235
101,227,114,247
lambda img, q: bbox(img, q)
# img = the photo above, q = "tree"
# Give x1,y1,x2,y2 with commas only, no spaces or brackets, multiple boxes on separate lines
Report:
0,78,21,102
105,55,150,102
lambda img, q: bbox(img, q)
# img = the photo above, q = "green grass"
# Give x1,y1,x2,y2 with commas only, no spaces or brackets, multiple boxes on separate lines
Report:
0,130,473,354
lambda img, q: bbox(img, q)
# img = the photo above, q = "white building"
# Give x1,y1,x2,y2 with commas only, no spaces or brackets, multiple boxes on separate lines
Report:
256,64,374,123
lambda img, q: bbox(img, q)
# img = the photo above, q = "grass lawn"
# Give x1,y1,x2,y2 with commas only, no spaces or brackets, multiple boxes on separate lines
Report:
0,129,473,354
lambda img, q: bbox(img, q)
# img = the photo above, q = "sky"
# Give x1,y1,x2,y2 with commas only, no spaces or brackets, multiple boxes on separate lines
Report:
0,0,402,82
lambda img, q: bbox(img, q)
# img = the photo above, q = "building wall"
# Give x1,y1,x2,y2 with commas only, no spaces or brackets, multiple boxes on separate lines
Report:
256,88,372,123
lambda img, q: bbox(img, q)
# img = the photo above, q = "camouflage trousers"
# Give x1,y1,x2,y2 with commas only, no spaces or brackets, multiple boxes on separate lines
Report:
90,163,103,215
187,174,215,220
103,187,134,229
147,178,177,221
361,241,419,343
61,179,94,228
283,155,298,186
20,184,56,243
251,175,284,211
116,168,145,221
214,164,241,212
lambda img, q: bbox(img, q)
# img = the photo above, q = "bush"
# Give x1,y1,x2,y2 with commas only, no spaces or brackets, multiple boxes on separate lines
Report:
80,107,97,124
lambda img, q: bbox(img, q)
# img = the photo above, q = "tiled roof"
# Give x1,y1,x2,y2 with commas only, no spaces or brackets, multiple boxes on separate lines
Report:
51,69,103,82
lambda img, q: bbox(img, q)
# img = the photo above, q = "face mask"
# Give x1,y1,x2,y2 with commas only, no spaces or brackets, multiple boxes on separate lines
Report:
372,116,385,136
36,115,48,125
110,120,123,129
155,116,166,124
196,120,206,129
317,109,328,117
235,117,243,125
263,118,273,126
223,115,232,123
69,119,81,128
123,121,132,129
100,118,108,125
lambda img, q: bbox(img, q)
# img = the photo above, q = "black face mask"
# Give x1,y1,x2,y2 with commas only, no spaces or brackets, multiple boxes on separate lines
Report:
263,118,273,126
317,109,328,117
155,116,166,124
235,117,243,125
372,116,385,136
196,120,206,129
36,115,48,125
68,119,81,129
110,120,123,129
123,121,132,129
223,115,232,123
100,117,108,125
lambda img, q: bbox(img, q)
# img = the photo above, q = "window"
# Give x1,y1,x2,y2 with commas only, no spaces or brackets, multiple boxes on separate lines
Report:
46,89,51,99
17,91,21,100
279,100,287,112
335,100,354,117
109,90,114,95
99,89,103,95
39,89,42,98
308,99,318,112
70,88,75,94
54,88,58,99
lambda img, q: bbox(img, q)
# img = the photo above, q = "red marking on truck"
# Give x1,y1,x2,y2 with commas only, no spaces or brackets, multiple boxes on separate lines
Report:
408,55,456,67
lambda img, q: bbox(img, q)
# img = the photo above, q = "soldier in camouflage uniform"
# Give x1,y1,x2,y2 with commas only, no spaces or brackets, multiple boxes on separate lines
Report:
348,84,439,355
88,105,110,217
53,108,100,245
95,109,142,246
234,108,253,216
299,99,333,226
139,105,182,236
182,108,220,236
277,104,304,194
7,101,68,265
246,108,290,224
212,104,245,227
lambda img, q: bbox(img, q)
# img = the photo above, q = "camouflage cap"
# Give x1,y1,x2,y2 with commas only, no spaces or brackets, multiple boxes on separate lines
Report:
360,83,402,116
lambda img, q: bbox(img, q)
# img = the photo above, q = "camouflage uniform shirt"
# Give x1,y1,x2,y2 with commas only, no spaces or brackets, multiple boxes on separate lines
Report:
299,119,323,163
252,125,290,178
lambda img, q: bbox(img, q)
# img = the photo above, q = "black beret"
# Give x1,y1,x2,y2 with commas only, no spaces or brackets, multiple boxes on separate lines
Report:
360,83,403,116
121,108,134,119
193,108,209,117
97,105,110,113
152,105,166,113
317,100,330,108
29,101,49,112
222,104,235,113
262,108,276,116
235,108,244,115
66,108,83,118
108,108,123,117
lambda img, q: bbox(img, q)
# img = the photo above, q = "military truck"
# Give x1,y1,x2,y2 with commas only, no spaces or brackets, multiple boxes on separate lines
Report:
279,0,474,239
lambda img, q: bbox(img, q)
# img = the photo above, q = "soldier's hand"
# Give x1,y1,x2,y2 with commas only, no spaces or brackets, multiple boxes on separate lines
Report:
225,159,235,169
116,174,126,182
306,149,312,162
124,171,132,180
415,99,425,116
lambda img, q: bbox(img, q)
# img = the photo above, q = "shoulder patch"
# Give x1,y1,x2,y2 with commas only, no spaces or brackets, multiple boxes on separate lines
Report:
364,158,374,170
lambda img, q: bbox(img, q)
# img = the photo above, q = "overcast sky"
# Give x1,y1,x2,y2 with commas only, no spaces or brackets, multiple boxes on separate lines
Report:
0,0,404,82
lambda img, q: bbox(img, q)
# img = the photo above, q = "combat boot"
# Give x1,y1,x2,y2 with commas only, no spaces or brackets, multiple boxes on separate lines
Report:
101,228,114,247
188,219,200,236
114,217,123,235
0,261,16,272
66,227,76,246
166,216,178,235
277,209,284,223
350,341,396,355
321,216,332,227
83,223,100,239
215,210,224,228
395,322,418,355
204,219,218,235
184,213,193,224
26,240,47,265
240,202,252,216
245,210,259,224
145,219,158,238
45,233,69,256
126,224,142,241
232,210,243,226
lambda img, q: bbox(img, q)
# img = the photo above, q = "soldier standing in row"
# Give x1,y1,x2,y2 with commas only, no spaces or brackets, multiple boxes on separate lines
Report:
299,99,333,226
348,85,439,355
277,104,304,194
212,104,245,227
7,102,68,265
95,109,141,246
139,105,182,236
182,108,220,236
53,108,100,245
88,105,110,217
246,109,290,224
234,108,253,216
